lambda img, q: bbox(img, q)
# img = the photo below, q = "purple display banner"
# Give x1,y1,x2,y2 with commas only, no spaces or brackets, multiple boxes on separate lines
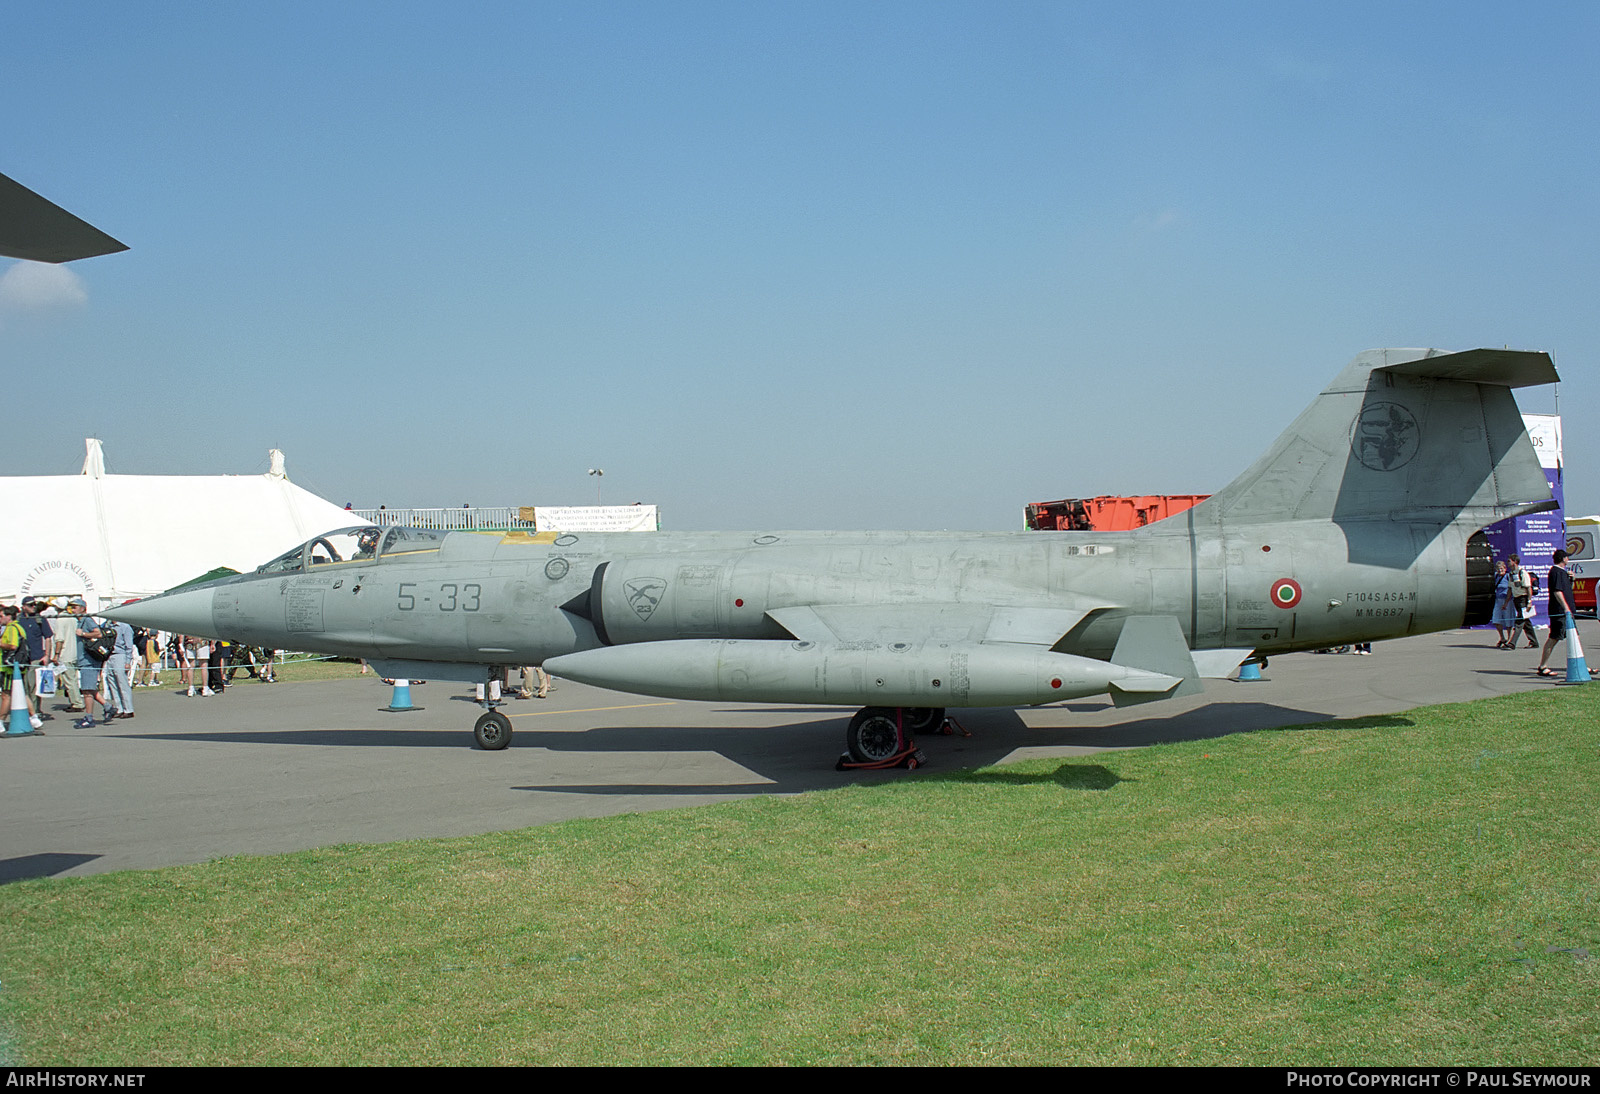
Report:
1483,415,1563,627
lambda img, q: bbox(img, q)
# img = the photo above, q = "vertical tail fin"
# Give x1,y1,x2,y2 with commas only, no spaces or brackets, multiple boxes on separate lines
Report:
1194,349,1556,550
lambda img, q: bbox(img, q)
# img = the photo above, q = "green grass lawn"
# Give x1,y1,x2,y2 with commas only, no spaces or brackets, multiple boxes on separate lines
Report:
1,687,1595,1065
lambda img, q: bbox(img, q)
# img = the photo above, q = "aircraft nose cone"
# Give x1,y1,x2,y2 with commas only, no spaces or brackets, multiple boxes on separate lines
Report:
104,587,218,637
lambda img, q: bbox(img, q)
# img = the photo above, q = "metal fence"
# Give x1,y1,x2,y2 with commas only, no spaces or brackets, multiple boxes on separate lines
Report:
349,506,533,531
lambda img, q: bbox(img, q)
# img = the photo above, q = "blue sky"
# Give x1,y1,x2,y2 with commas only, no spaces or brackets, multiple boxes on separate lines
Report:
5,1,1597,528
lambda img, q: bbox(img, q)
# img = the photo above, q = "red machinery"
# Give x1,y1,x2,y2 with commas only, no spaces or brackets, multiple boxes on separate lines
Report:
1025,495,1210,532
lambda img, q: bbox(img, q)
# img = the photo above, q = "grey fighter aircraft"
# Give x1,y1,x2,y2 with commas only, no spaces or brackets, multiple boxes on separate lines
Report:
109,347,1557,758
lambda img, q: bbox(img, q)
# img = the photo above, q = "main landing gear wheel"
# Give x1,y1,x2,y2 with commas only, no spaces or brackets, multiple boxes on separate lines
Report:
901,707,945,734
473,709,512,751
846,707,906,764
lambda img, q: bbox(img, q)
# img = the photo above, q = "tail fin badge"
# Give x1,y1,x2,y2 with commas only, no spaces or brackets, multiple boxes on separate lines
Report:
1271,579,1303,608
1351,403,1420,471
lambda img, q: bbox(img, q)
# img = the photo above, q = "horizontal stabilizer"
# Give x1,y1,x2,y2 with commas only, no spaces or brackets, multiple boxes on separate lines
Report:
0,171,128,263
1377,348,1556,388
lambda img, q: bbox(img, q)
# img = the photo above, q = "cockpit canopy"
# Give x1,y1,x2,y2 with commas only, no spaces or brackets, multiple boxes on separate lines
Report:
255,525,449,574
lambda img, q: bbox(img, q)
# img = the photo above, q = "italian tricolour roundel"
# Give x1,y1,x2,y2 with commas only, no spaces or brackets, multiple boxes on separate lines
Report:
1270,578,1302,609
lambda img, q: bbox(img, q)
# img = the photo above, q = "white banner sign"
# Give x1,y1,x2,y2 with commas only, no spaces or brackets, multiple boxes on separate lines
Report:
533,505,659,533
1524,413,1561,470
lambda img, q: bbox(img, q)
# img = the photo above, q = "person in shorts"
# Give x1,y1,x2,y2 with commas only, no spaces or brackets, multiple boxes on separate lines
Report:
137,629,162,687
75,606,114,727
1535,550,1594,678
51,602,84,711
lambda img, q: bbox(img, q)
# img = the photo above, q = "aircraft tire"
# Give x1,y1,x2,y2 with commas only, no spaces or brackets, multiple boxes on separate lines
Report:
901,707,945,734
473,710,513,751
846,707,903,764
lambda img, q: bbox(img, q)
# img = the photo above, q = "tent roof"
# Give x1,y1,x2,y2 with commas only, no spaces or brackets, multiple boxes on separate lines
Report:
4,447,362,608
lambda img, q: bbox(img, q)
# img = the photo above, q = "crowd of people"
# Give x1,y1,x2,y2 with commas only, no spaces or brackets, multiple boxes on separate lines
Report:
1487,549,1596,678
0,597,269,731
0,594,547,732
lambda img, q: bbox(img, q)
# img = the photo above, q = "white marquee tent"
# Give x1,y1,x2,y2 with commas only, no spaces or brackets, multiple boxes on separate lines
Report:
4,440,366,610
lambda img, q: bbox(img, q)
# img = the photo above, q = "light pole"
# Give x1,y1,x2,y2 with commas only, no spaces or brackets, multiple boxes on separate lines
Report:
587,468,604,505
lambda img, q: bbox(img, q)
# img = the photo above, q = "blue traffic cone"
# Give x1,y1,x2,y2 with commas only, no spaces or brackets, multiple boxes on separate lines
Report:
6,670,36,736
382,678,423,712
1563,615,1591,684
1236,661,1262,682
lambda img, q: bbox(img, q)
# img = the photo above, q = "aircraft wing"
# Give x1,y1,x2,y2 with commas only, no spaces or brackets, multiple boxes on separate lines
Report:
550,601,1216,708
766,603,1100,649
768,603,1250,682
0,171,128,263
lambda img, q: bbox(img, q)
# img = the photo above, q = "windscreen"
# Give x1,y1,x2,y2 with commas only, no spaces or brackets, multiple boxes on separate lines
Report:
306,527,374,567
378,526,448,558
257,525,425,572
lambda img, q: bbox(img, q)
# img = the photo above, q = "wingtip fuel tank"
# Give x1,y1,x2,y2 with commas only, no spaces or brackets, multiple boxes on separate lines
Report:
545,638,1184,708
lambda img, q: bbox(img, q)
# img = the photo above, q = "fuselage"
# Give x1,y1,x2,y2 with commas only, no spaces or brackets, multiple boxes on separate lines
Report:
180,518,1470,668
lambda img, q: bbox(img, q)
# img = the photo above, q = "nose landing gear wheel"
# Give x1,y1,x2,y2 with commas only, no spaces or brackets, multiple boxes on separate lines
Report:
474,709,512,750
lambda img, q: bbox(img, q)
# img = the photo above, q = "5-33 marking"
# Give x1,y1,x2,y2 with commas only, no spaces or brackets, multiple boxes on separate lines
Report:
398,582,481,611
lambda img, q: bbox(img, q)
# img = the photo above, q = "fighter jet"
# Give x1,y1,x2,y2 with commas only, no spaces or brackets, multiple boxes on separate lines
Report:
109,347,1557,757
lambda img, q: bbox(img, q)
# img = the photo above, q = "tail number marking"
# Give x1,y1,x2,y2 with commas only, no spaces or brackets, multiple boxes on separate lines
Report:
398,583,482,611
